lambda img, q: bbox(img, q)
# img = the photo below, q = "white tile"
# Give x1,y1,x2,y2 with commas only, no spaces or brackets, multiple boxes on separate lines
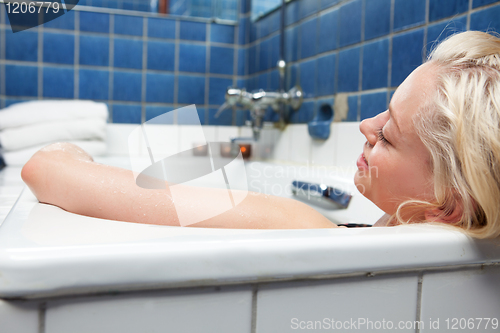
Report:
273,125,292,162
202,125,217,142
46,286,252,333
310,124,337,167
253,127,278,160
289,124,311,164
178,125,215,152
0,299,39,333
106,124,139,156
256,274,419,333
142,124,179,161
239,126,253,138
216,126,239,142
420,266,500,333
335,122,365,171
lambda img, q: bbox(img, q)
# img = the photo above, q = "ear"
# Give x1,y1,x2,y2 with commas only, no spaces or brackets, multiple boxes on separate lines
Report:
424,200,464,224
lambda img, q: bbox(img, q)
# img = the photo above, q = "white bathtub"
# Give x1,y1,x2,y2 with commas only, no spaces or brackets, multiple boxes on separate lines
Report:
0,156,500,333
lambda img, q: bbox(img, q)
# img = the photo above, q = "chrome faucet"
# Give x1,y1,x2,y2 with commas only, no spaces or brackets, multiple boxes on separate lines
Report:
215,85,304,141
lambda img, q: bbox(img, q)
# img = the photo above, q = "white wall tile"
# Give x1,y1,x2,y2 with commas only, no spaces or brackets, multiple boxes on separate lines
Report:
216,126,239,142
335,122,365,171
256,274,419,333
420,266,500,333
106,124,140,156
178,125,215,152
239,126,253,138
310,124,337,167
273,125,292,162
0,299,39,333
142,124,179,161
46,286,252,333
289,124,311,164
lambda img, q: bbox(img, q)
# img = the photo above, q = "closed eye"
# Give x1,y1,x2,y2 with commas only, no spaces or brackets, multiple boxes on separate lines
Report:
377,128,390,146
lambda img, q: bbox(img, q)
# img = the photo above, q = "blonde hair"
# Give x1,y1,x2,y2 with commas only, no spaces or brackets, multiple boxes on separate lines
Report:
398,31,500,238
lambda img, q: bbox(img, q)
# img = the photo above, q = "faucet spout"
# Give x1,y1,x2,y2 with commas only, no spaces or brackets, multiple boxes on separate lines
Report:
217,86,304,141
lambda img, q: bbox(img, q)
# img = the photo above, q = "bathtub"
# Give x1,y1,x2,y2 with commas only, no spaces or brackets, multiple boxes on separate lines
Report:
1,155,500,333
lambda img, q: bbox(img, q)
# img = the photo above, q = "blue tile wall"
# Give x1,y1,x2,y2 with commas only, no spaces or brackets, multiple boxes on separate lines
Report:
393,0,426,31
364,0,390,41
339,0,361,47
270,34,280,67
360,92,387,120
238,17,248,45
43,67,74,98
147,41,175,71
321,0,340,10
80,35,109,67
346,95,358,121
318,9,338,53
5,65,38,97
3,0,500,126
178,106,206,124
238,48,247,76
391,29,424,87
148,18,175,39
471,4,500,32
270,69,279,90
43,10,75,30
316,53,335,97
257,72,268,90
210,46,234,75
258,39,270,71
112,104,142,123
179,43,206,73
43,32,74,64
426,17,467,55
285,26,298,63
299,0,319,20
473,0,499,7
362,38,389,90
178,75,205,105
114,15,143,36
209,77,233,105
210,23,235,44
146,73,175,103
208,107,232,125
290,100,315,123
299,17,317,59
180,21,206,41
79,69,109,100
113,71,142,102
5,30,38,62
79,12,110,33
337,47,360,92
429,0,468,22
146,106,174,122
299,59,316,98
285,0,299,26
114,38,143,69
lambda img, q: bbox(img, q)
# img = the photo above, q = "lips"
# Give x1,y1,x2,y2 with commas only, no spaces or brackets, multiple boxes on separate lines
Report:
356,152,369,170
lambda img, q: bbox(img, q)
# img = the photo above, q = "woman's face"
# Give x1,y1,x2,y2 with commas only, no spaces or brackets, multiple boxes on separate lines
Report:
354,63,438,216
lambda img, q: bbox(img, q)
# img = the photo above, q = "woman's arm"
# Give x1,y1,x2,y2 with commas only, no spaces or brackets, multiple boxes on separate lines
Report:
21,143,337,229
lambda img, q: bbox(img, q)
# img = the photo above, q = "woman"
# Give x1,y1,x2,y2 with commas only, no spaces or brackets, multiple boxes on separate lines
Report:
21,31,500,238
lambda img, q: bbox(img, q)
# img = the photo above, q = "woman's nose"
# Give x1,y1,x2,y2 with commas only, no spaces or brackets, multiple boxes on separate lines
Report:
359,117,377,146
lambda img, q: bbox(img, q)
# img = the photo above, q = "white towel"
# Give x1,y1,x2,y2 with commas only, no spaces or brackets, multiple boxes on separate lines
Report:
2,140,107,166
0,118,106,152
0,100,108,130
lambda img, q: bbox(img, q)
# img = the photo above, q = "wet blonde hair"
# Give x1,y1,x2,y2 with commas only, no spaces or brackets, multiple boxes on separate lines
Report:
398,31,500,238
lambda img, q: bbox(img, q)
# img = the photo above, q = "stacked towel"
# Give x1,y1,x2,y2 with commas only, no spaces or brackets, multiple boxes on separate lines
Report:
0,100,109,166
